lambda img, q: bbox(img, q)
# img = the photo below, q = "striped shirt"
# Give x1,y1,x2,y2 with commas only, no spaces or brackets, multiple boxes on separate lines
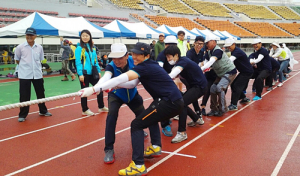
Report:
14,42,44,79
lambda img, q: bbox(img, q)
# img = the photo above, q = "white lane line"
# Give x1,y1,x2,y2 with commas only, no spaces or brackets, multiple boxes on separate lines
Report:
4,127,131,176
0,87,145,122
271,124,300,176
147,70,300,172
0,97,152,143
161,151,196,158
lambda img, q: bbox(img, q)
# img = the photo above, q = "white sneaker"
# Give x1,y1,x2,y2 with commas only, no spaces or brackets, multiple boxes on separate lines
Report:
173,115,179,120
82,109,95,116
277,82,283,87
171,132,187,143
98,106,109,113
187,117,204,127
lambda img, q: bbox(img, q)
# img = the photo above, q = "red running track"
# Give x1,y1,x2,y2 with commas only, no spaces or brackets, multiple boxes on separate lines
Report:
1,53,300,176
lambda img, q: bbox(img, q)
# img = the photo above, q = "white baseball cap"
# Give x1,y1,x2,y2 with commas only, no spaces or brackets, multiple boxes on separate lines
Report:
205,35,219,43
108,43,127,58
252,38,262,45
164,35,178,44
271,42,280,48
224,38,235,47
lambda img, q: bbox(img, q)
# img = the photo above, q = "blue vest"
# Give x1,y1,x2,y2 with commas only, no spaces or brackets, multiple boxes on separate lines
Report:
109,56,137,103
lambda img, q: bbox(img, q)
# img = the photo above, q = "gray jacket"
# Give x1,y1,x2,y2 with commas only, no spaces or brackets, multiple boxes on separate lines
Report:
60,41,71,60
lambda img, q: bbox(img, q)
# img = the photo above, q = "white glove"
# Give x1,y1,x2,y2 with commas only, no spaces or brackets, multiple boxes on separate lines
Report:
78,87,95,97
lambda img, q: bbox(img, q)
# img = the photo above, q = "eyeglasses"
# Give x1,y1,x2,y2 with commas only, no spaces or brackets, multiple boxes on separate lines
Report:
194,42,204,46
178,34,185,37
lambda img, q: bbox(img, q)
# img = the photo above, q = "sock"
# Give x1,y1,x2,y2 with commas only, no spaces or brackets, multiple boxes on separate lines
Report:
135,165,142,168
152,145,159,149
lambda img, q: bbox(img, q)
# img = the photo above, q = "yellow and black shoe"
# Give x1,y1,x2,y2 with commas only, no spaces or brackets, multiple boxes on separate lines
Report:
118,161,147,176
144,145,161,159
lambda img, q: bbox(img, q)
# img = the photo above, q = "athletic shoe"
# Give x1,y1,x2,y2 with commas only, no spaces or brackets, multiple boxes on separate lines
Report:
104,149,115,164
98,106,109,113
162,125,173,137
187,117,204,127
39,112,52,116
253,96,262,101
214,111,224,117
171,132,187,143
272,81,278,86
228,104,238,111
118,161,147,176
285,74,289,78
240,97,251,104
252,89,256,93
173,115,179,120
206,110,219,116
201,108,206,116
267,87,273,91
18,117,26,122
61,76,69,81
144,145,161,158
277,82,283,87
283,77,287,81
71,74,76,81
82,109,95,116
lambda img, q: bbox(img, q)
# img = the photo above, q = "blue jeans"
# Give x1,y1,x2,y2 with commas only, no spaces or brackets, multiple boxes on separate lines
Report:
278,59,289,82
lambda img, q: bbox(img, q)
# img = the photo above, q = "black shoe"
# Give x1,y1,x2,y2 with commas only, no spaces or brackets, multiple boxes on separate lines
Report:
240,97,251,104
39,112,52,116
206,110,218,116
215,111,224,117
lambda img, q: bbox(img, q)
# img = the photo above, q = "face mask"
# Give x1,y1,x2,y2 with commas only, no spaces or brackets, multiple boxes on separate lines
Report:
168,60,176,65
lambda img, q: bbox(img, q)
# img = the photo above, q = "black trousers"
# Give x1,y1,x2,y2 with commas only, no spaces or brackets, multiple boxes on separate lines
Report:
252,69,270,97
104,93,144,151
19,78,48,118
230,72,252,105
201,76,215,107
131,98,184,165
178,86,207,132
180,78,201,113
79,74,104,112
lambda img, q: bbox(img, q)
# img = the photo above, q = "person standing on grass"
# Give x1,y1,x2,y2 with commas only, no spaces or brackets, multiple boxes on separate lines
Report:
75,29,108,116
60,37,76,81
68,41,77,74
79,42,184,176
14,27,52,122
223,38,253,111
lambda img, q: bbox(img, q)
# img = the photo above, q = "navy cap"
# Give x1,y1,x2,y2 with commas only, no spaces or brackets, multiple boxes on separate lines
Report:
25,27,36,35
131,42,151,55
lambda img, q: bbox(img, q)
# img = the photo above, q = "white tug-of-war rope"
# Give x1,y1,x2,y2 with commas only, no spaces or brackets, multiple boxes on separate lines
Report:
0,92,80,112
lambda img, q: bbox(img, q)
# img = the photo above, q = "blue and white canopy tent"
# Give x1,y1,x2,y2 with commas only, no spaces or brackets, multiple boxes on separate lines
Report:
156,25,178,36
0,12,120,38
157,25,198,39
103,20,167,39
219,31,241,40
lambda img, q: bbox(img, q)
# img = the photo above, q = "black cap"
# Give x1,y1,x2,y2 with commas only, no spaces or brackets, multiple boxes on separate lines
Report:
25,27,36,35
131,42,150,55
195,36,205,42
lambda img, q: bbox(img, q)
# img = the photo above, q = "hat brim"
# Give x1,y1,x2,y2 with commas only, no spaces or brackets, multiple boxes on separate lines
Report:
25,32,36,35
252,41,261,45
131,49,146,55
224,42,234,47
108,51,127,58
271,43,280,48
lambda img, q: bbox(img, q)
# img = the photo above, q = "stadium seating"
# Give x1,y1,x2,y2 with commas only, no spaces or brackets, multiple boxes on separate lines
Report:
274,22,300,36
290,6,300,15
268,6,300,20
108,0,144,10
224,4,281,20
130,13,157,28
68,13,128,21
144,0,198,15
145,15,204,30
194,19,255,38
182,0,232,18
235,22,292,37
